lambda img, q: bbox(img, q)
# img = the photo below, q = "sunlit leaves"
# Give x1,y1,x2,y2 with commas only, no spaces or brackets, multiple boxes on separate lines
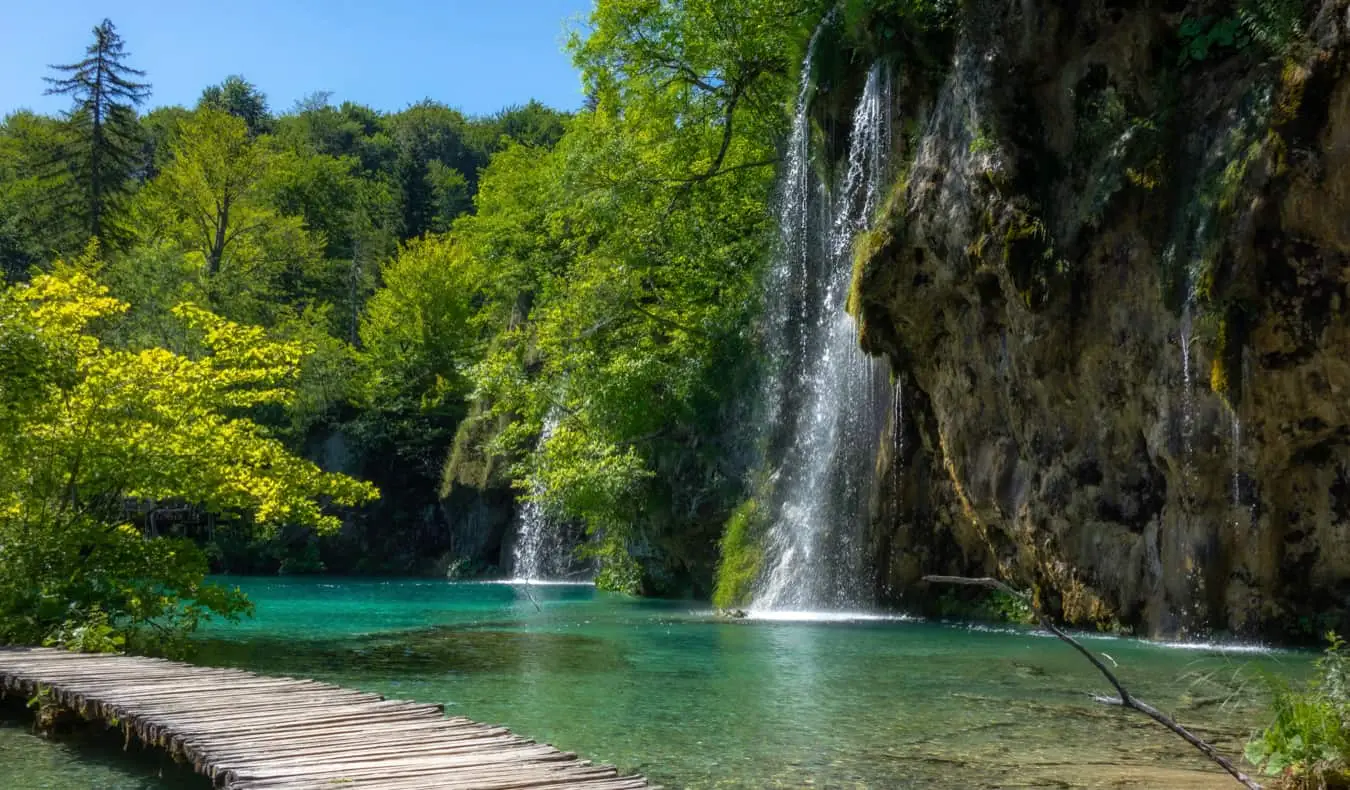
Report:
0,269,376,647
449,0,807,587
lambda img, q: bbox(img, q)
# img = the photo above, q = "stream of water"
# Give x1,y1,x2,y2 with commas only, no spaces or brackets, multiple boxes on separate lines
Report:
0,578,1309,790
753,52,893,612
509,410,587,583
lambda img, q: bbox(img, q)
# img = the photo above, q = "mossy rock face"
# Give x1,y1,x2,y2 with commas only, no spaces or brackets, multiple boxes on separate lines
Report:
441,407,513,497
827,0,1350,640
712,498,767,610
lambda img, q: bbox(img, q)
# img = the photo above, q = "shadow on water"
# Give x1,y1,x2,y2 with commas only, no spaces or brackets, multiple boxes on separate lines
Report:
0,697,209,790
191,625,631,679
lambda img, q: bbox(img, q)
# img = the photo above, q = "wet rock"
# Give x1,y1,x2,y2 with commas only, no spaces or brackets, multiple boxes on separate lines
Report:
853,0,1350,640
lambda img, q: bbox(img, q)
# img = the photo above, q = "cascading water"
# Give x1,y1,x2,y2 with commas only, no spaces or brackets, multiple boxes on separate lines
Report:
1173,253,1201,505
751,56,894,612
510,411,576,582
892,380,905,520
1229,348,1250,528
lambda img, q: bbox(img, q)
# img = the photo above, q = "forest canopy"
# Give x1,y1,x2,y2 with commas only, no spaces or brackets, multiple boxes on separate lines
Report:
0,2,832,648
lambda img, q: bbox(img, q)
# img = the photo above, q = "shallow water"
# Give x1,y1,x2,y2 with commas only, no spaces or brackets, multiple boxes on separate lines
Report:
1,577,1311,789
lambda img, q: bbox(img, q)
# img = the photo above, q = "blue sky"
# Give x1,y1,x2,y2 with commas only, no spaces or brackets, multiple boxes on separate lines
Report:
0,1,596,118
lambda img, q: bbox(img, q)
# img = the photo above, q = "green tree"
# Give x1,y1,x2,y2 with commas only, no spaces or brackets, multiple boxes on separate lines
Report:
0,262,378,649
356,234,478,471
199,75,273,137
451,0,812,591
0,111,84,275
465,100,571,156
135,108,325,327
44,18,151,248
387,101,482,237
138,104,192,180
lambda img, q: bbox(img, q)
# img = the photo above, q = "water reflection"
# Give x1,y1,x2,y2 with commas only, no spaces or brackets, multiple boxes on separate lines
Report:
1,578,1310,790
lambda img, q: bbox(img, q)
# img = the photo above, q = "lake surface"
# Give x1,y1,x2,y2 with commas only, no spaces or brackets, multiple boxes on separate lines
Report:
0,577,1311,789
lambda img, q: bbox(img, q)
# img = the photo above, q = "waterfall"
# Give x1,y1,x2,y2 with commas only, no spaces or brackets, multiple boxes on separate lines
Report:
751,56,894,612
1176,263,1198,502
892,380,905,520
1230,348,1250,528
510,411,575,582
1230,409,1243,512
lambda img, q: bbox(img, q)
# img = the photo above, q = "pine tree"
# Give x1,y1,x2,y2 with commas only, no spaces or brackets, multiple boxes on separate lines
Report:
44,18,151,247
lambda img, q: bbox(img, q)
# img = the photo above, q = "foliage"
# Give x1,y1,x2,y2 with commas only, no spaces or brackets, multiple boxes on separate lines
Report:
927,587,1036,624
138,109,311,279
1238,0,1305,54
1247,634,1350,787
712,498,765,609
1177,16,1251,66
199,75,273,137
0,264,376,649
354,235,478,473
0,111,85,274
43,18,151,248
438,0,815,589
969,131,996,155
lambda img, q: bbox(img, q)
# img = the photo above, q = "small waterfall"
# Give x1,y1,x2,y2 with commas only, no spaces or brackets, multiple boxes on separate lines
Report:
752,57,894,612
1229,348,1251,529
1176,264,1199,503
892,380,905,519
510,411,574,582
760,21,826,436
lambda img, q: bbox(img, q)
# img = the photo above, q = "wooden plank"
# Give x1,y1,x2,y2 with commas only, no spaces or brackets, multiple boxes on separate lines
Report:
0,647,651,790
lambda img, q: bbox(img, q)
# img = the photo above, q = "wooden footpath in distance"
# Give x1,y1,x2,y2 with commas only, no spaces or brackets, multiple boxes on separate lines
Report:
0,646,651,790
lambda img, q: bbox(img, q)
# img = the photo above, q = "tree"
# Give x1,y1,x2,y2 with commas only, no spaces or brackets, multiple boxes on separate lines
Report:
0,111,85,275
448,0,811,591
199,75,273,137
44,18,151,247
0,262,378,649
138,105,192,181
386,101,481,237
355,234,478,471
136,108,326,325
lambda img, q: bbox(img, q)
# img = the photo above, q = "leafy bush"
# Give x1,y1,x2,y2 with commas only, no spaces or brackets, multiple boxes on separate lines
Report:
1247,634,1350,788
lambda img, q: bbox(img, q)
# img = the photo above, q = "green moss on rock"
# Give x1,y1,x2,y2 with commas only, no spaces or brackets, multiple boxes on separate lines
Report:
712,498,767,609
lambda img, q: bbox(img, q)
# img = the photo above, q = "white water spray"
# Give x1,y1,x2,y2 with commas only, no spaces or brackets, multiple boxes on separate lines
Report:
752,58,894,611
510,411,579,582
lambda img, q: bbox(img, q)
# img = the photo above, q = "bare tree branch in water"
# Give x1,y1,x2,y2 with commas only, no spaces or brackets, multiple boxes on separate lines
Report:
515,581,542,613
922,575,1262,790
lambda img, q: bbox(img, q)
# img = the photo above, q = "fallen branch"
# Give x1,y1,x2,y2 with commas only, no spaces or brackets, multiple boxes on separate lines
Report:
514,581,543,613
923,575,1262,790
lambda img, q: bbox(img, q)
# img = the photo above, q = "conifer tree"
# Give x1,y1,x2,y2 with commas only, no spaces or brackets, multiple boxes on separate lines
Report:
44,18,151,247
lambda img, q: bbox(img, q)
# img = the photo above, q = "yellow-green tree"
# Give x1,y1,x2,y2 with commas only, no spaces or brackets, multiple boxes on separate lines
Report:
135,109,324,326
0,263,377,649
354,235,478,474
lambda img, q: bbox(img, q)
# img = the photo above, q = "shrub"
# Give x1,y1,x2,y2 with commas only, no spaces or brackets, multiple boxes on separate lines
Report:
1247,634,1350,788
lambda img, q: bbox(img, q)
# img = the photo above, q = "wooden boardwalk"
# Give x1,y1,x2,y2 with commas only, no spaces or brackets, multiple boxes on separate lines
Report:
0,647,650,790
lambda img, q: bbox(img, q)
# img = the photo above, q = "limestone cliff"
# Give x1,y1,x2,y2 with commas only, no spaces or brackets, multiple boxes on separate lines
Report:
850,0,1350,639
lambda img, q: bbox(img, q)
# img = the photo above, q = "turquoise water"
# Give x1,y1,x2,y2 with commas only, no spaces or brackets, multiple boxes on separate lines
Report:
1,577,1311,789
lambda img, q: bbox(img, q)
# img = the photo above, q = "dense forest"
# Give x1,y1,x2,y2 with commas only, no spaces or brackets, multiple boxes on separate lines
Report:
0,0,845,650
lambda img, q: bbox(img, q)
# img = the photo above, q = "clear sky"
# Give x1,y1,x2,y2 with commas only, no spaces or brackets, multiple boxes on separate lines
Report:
0,0,596,118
